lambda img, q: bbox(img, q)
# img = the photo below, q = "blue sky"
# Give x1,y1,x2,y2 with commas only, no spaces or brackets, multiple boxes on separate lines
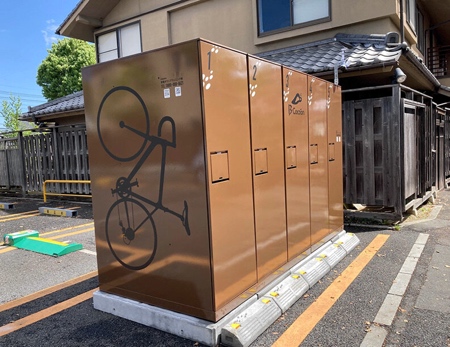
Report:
0,1,80,129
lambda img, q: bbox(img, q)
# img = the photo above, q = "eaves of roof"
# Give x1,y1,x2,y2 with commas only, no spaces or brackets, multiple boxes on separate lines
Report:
260,33,450,98
21,91,84,121
56,0,85,35
403,47,440,88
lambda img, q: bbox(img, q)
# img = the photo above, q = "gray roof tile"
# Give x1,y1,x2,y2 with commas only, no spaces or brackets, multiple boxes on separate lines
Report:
21,91,84,119
259,33,402,74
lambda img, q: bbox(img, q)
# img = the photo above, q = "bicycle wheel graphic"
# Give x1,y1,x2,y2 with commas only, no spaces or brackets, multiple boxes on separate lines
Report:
105,198,157,270
97,86,150,162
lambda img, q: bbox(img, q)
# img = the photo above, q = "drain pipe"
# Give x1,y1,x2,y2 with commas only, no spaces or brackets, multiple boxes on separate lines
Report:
400,0,405,43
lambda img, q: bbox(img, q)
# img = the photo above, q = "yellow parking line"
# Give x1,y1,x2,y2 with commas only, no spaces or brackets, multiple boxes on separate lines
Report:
0,246,16,254
49,227,95,240
0,213,40,222
0,210,39,219
40,222,94,236
0,288,98,337
273,234,390,347
0,271,98,313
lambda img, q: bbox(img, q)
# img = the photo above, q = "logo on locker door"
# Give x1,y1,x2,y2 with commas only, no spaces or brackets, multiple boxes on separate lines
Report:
288,92,305,116
291,93,302,105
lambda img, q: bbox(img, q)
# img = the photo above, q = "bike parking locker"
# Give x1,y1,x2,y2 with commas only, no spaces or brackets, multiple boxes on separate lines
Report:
82,38,344,324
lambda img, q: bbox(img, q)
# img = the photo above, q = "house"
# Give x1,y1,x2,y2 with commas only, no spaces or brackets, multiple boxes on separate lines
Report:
55,0,450,91
21,91,84,126
23,0,450,218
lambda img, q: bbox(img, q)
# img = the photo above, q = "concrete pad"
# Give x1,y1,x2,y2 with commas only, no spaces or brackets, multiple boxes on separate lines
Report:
373,294,403,326
360,324,388,347
408,244,425,258
388,272,412,296
415,233,429,245
399,256,419,275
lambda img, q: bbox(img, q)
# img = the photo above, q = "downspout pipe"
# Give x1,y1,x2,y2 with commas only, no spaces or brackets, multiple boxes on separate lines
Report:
400,0,405,43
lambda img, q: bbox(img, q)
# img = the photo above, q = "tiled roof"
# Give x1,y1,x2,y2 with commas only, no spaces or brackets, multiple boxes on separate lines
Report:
21,91,84,119
259,33,403,74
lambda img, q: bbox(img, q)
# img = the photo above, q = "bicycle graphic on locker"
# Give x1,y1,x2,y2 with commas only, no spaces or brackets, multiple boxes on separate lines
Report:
97,86,190,271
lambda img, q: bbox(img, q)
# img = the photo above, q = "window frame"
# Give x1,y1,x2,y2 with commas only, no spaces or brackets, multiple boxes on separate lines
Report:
405,0,416,32
96,21,143,63
257,0,332,37
416,8,424,53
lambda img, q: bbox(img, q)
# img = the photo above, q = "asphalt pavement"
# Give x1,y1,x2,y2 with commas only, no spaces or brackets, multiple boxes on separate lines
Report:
0,192,449,347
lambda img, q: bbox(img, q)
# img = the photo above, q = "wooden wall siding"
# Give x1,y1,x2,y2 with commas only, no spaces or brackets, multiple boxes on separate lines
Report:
445,109,450,180
343,87,438,218
54,127,90,194
0,137,24,189
436,107,446,190
403,104,417,200
23,133,51,192
425,105,434,191
343,96,398,207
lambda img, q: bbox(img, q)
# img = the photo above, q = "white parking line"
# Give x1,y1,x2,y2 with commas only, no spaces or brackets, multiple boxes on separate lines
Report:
79,249,97,256
360,233,429,347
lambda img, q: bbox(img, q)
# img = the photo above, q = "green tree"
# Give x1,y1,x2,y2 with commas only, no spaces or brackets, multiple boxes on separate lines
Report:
0,95,28,136
37,38,95,101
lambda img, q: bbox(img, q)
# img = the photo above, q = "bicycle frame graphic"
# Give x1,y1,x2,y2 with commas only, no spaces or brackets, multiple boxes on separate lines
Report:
97,86,190,270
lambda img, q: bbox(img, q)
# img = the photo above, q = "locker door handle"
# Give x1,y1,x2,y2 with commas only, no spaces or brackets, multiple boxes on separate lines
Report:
286,146,297,169
210,151,229,183
328,143,335,161
310,144,318,164
254,148,268,175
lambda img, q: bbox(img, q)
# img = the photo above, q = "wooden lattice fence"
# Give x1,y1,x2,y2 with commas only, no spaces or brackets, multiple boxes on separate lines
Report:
0,125,90,196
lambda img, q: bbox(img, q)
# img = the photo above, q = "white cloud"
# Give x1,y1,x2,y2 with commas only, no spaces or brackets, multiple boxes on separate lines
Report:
42,19,60,46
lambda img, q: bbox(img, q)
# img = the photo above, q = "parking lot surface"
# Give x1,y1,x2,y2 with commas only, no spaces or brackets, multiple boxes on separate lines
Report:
0,193,449,347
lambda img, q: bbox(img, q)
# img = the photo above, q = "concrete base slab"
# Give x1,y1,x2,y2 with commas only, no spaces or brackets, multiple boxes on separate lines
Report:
93,231,359,347
93,290,258,346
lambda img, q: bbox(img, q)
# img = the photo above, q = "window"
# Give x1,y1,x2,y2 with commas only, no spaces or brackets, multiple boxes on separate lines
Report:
416,9,424,53
258,0,330,35
97,22,142,63
406,0,416,31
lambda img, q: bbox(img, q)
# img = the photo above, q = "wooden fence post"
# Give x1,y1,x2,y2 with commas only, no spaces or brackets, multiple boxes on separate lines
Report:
17,131,27,196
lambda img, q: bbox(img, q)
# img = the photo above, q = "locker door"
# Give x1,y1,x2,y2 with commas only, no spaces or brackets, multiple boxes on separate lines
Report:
199,41,257,310
327,83,344,233
282,68,311,259
308,76,330,247
248,56,287,280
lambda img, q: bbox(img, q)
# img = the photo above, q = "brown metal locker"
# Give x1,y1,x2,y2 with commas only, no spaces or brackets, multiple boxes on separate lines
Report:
82,38,343,324
282,68,311,259
327,83,344,234
82,39,256,322
308,76,330,247
248,56,287,280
